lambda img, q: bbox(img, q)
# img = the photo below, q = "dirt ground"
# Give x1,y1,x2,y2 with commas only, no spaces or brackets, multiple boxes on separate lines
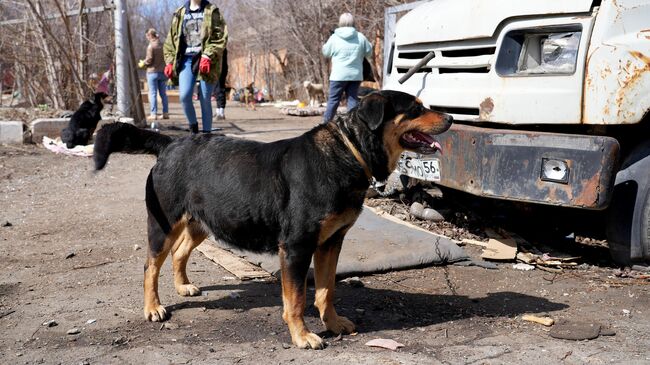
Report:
1,103,650,365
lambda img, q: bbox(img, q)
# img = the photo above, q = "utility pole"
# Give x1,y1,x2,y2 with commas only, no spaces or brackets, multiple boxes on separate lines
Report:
113,0,145,125
114,0,130,117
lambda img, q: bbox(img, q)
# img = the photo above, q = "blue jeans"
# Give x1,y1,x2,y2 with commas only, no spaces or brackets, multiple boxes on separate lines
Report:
323,80,361,123
179,56,216,132
146,72,169,115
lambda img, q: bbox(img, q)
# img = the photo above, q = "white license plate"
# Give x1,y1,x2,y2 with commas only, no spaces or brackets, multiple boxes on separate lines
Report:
397,156,441,181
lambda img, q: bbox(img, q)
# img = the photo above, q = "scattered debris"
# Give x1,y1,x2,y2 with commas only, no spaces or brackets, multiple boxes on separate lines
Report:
454,260,498,270
65,252,76,259
279,106,325,116
0,310,15,319
112,336,129,346
481,237,517,261
86,319,96,324
599,326,616,336
522,314,554,326
461,238,488,247
550,321,602,341
513,263,535,271
42,136,93,157
42,320,57,327
622,309,631,317
409,202,445,222
133,244,141,251
160,322,179,330
197,239,272,280
340,276,364,287
365,338,405,351
67,328,81,335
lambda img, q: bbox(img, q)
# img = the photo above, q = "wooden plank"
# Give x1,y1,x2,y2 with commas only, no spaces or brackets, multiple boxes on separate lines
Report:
197,239,272,280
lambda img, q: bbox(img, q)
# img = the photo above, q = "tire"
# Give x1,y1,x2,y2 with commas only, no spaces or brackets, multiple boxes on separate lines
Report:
606,176,650,265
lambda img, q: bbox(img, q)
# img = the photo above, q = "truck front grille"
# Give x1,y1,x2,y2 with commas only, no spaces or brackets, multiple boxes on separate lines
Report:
393,42,496,75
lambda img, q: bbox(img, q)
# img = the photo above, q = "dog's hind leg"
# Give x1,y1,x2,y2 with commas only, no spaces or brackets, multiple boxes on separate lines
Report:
279,244,324,350
313,229,355,335
143,212,174,322
171,218,207,297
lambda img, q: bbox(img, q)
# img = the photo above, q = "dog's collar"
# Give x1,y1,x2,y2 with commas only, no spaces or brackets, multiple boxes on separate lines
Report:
331,122,372,181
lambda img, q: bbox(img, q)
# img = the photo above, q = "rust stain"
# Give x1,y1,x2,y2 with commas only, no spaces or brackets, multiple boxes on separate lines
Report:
614,52,650,117
574,173,601,207
639,29,650,40
479,97,494,121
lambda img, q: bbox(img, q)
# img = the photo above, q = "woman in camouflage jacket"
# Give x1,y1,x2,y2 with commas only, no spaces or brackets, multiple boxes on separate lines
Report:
163,0,228,134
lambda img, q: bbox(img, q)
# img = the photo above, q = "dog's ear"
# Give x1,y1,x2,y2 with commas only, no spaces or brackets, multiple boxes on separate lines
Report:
357,93,390,131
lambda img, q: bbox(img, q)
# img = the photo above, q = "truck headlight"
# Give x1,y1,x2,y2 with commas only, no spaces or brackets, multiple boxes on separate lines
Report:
496,27,581,76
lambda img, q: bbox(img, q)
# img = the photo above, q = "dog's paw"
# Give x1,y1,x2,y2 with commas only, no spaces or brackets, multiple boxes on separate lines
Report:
324,315,355,335
292,331,325,350
176,284,201,297
144,305,168,322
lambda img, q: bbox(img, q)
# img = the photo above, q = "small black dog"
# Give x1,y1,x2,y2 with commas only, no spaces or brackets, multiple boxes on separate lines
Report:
61,92,110,148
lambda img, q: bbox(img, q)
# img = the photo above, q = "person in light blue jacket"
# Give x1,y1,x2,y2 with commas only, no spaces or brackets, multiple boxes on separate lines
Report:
322,13,372,123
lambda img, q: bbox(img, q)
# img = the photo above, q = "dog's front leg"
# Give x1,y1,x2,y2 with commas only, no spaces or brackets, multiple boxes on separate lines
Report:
279,245,324,349
313,231,355,335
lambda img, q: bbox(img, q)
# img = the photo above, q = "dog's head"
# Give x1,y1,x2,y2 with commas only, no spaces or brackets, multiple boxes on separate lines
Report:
93,92,112,106
351,90,452,180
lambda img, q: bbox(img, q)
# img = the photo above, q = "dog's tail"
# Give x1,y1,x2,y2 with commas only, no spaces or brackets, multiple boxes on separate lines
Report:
94,122,172,171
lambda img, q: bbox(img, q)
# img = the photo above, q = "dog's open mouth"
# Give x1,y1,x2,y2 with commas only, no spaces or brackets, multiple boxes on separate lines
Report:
400,131,443,154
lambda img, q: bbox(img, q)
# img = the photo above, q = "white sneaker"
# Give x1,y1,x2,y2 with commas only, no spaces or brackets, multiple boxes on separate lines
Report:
216,108,225,120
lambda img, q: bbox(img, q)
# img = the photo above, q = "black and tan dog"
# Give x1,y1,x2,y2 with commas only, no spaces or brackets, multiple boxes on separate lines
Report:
93,90,452,349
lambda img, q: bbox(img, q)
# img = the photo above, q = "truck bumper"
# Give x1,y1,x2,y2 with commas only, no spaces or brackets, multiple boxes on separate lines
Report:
402,124,620,209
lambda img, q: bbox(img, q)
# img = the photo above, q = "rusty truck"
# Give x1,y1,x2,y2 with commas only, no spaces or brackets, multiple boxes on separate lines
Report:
383,0,650,264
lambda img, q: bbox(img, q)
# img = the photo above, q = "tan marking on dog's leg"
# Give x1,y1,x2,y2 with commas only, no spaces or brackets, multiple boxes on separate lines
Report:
143,231,175,322
280,247,324,350
314,237,355,335
171,219,208,297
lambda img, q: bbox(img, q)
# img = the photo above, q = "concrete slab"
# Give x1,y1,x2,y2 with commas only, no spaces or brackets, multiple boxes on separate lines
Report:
0,121,24,144
30,118,69,144
209,206,468,278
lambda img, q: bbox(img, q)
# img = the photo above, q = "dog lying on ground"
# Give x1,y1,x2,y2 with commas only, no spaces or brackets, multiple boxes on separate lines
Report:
303,81,325,107
61,92,111,148
93,90,452,349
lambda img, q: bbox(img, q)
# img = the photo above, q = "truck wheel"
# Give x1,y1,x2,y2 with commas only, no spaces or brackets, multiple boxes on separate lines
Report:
606,156,650,265
606,182,636,265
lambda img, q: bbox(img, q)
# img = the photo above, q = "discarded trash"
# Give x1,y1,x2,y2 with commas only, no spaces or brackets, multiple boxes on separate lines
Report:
409,202,445,222
522,314,554,326
133,244,141,251
461,238,488,247
481,238,517,261
86,319,97,324
42,320,58,327
622,309,631,317
454,260,498,270
160,322,179,330
513,263,535,271
340,276,364,287
550,321,600,341
365,338,405,351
